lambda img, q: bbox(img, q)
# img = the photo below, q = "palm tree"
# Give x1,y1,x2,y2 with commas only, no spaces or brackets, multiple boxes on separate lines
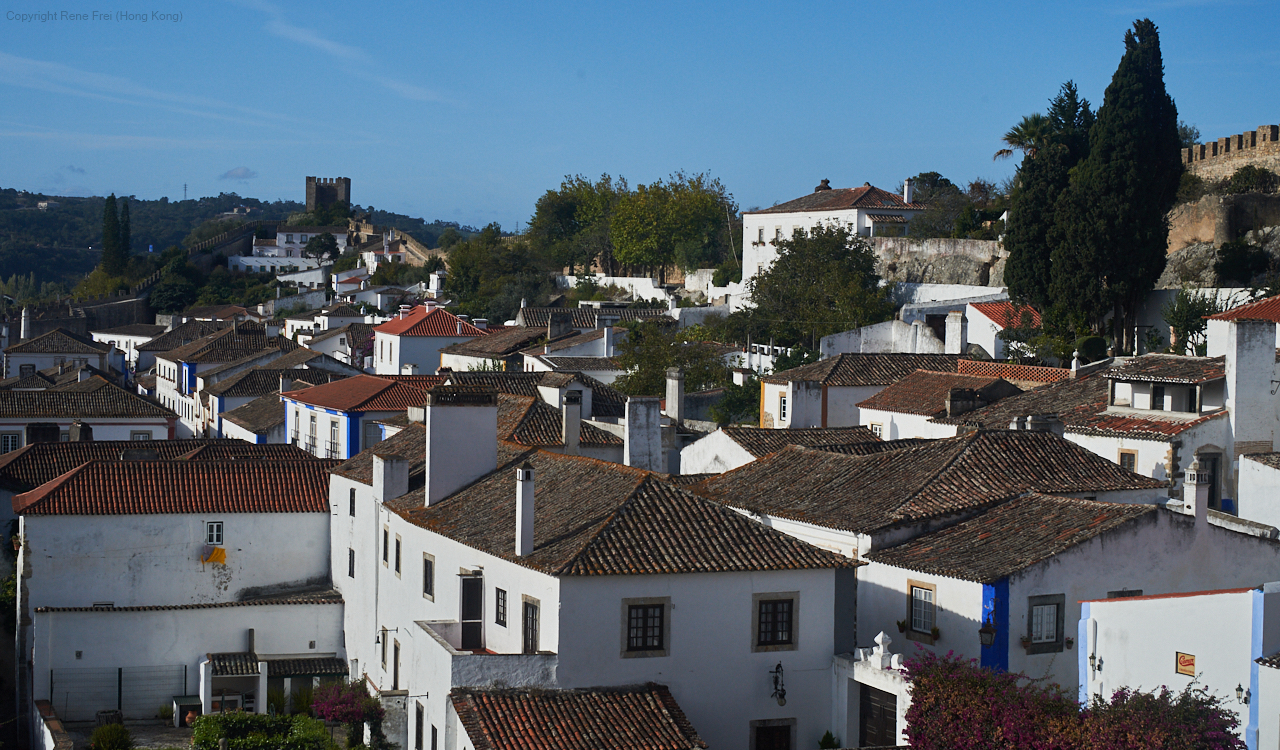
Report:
993,113,1051,161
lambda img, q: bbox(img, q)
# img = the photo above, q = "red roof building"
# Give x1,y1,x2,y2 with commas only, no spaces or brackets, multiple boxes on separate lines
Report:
373,303,489,376
281,375,431,459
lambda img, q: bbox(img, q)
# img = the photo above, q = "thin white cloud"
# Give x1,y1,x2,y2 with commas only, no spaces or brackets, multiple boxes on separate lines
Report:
219,167,258,180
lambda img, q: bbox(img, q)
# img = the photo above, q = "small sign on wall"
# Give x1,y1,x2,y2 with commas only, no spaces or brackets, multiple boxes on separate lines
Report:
1176,652,1196,676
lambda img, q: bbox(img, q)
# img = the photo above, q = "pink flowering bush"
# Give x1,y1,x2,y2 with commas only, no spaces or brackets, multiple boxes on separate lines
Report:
313,680,387,748
903,650,1245,750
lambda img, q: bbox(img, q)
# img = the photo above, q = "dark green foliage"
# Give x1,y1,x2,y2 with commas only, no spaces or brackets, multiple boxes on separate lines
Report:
708,378,760,425
303,232,340,259
191,712,329,750
1177,120,1200,149
331,254,361,274
1223,165,1279,195
437,227,463,249
447,224,556,322
1215,239,1270,285
711,257,741,287
1162,288,1227,355
148,275,199,313
1176,171,1208,204
1051,19,1182,351
612,321,731,396
747,224,895,349
1075,336,1108,362
100,194,126,277
118,199,131,256
772,345,818,373
183,219,246,249
90,723,132,750
817,730,840,749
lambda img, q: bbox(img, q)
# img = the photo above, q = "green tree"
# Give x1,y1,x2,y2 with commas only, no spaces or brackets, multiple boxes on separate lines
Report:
303,232,340,259
993,112,1052,161
437,226,463,249
118,198,131,258
1162,288,1227,355
708,378,760,425
100,193,127,277
905,172,967,238
612,320,731,396
1051,19,1182,351
748,224,895,348
1177,120,1200,149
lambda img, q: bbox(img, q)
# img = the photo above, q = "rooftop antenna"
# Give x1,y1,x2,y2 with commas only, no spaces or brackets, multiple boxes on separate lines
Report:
183,183,187,201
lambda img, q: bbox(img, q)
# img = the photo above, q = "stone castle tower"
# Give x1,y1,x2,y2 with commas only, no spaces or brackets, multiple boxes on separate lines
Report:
305,176,351,212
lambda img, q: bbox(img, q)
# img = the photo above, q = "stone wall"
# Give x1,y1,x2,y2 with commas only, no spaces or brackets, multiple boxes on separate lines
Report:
1167,193,1280,252
1184,125,1280,182
871,237,1006,287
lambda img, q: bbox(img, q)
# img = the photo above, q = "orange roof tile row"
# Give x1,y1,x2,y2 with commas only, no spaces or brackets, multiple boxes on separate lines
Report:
375,305,488,337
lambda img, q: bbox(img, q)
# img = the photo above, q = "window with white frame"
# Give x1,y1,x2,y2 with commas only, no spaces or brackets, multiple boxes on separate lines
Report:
910,582,935,634
130,431,151,441
0,432,19,454
779,395,788,421
870,423,883,438
1031,604,1056,642
206,521,224,546
1026,594,1065,654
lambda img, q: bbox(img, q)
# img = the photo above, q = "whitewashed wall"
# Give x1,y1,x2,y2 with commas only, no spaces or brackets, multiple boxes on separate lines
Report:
858,409,960,441
679,430,756,475
1239,456,1280,529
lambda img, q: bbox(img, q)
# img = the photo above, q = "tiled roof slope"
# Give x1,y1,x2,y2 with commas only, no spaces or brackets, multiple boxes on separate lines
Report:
969,301,1042,328
933,370,1226,441
762,353,961,386
375,305,486,337
499,395,623,448
91,324,167,338
1245,453,1280,471
441,326,548,356
283,374,428,411
515,308,671,329
36,590,343,612
518,326,623,355
381,375,449,390
446,372,627,418
719,426,880,458
220,393,287,435
205,367,348,398
14,460,338,515
1207,293,1280,321
307,323,374,347
689,430,1164,534
1104,354,1225,384
857,370,1021,417
138,320,229,352
0,374,55,390
5,328,109,355
743,184,923,215
386,449,851,576
451,684,707,750
159,323,282,364
331,423,427,486
957,359,1072,384
865,494,1155,582
175,443,315,461
810,438,934,456
0,377,174,418
0,439,235,491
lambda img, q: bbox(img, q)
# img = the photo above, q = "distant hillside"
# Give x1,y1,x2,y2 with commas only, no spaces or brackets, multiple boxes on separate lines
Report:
0,187,475,288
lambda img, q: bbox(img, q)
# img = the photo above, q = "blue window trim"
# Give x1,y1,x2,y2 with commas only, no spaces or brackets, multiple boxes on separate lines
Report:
980,579,1009,673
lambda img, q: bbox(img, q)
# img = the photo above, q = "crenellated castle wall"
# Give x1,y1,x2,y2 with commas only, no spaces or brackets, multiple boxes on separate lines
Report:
1183,125,1280,181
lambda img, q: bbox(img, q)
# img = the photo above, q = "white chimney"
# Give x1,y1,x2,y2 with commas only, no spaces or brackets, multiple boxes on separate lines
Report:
664,367,684,425
398,304,411,320
474,319,488,330
456,321,463,335
944,310,968,355
602,326,615,357
425,301,437,313
516,463,535,556
401,363,419,376
562,390,581,456
424,386,499,506
903,178,915,204
1184,458,1209,528
372,453,409,504
624,396,663,472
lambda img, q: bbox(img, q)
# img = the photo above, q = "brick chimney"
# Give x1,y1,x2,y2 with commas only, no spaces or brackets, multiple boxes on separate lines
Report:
424,386,498,506
814,179,831,192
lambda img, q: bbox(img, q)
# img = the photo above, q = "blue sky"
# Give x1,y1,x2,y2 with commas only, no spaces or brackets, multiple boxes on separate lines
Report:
1,1,1276,230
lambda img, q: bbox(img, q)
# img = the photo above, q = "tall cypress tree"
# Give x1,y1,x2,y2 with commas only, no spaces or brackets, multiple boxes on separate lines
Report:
1050,19,1181,351
118,198,131,263
100,194,124,277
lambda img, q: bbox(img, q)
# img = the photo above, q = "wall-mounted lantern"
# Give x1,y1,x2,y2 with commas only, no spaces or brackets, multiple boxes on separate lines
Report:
769,662,786,706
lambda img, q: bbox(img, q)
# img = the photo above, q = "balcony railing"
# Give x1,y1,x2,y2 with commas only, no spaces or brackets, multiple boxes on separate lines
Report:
325,440,340,459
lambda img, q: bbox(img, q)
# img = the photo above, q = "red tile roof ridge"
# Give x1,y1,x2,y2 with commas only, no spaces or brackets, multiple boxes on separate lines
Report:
969,300,1043,328
374,305,487,337
1206,293,1280,321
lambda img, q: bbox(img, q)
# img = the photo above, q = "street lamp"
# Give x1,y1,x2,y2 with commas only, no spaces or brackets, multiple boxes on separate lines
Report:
978,619,997,647
769,663,786,706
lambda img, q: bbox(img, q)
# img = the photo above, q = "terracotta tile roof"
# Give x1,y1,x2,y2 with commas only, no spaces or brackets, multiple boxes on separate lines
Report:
283,374,428,412
0,373,55,390
762,353,961,386
1068,408,1228,440
306,323,375,347
1104,354,1225,384
957,359,1072,384
689,430,1164,534
375,305,487,337
451,683,707,750
220,393,286,435
743,184,924,215
331,423,428,486
446,372,627,418
386,449,851,576
138,320,229,352
209,653,348,677
159,323,283,364
174,443,315,461
718,426,881,458
809,438,934,456
14,459,338,515
90,324,167,338
865,494,1156,582
0,377,174,419
498,395,623,448
35,589,343,613
866,213,910,223
1207,293,1280,321
381,375,449,390
969,301,1042,329
1244,453,1280,471
857,370,1021,417
205,367,349,398
540,356,622,371
514,308,671,329
518,326,623,355
5,328,109,355
0,438,237,491
441,326,548,357
183,304,248,320
319,304,364,318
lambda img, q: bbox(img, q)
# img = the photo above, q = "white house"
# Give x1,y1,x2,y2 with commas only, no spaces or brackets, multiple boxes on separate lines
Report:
1079,584,1275,749
759,353,960,429
741,180,924,285
679,425,882,475
203,357,360,438
133,319,230,373
329,385,857,750
257,225,349,258
282,374,433,458
373,303,488,376
14,457,338,726
5,328,116,379
228,255,325,275
90,324,167,369
0,377,177,451
964,300,1041,360
301,323,376,370
856,369,1022,441
439,326,547,373
1238,453,1280,529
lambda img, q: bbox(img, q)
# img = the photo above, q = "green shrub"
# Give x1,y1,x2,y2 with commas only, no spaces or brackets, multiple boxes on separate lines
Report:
1074,336,1108,363
191,712,329,750
158,703,174,722
1176,171,1208,204
292,684,315,716
1223,165,1280,195
1215,239,1270,285
90,723,132,750
267,687,288,715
